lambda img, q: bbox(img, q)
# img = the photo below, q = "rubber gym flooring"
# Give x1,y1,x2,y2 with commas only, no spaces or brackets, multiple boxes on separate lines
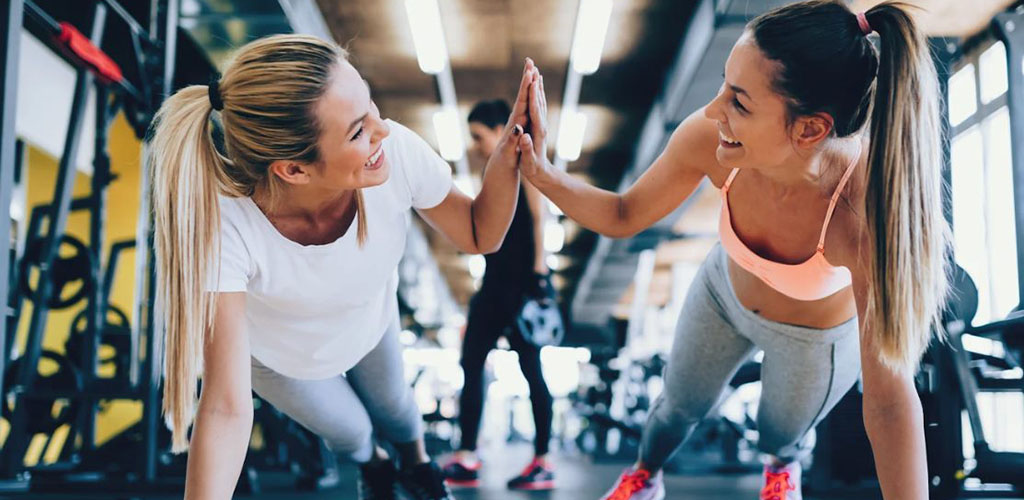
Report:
13,442,1022,499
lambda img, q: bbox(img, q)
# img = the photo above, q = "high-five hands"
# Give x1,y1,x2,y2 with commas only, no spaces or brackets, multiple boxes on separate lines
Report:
516,59,555,184
486,58,540,172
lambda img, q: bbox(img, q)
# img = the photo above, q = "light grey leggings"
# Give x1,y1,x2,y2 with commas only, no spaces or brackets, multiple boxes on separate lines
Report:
250,322,422,464
640,243,861,469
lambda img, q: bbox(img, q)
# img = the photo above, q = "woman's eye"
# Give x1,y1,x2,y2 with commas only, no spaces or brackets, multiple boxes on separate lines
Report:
352,127,364,141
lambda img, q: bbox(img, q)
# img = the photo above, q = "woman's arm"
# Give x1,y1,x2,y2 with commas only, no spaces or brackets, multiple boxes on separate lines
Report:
419,60,537,254
184,292,254,500
850,250,929,500
517,75,714,239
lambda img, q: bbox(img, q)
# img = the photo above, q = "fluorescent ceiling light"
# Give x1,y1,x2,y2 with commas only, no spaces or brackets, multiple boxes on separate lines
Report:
570,0,613,75
556,109,587,162
405,0,448,74
433,108,465,162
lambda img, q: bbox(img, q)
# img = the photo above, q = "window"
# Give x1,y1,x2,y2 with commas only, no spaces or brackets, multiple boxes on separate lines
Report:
948,41,1019,326
948,39,1023,456
979,42,1008,105
949,63,977,126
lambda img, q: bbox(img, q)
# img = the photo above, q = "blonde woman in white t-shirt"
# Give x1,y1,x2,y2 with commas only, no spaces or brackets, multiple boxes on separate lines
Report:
147,34,540,500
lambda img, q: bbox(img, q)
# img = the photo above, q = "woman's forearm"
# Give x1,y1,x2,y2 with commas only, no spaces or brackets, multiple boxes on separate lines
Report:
529,163,634,239
184,408,254,500
864,395,929,499
471,155,521,254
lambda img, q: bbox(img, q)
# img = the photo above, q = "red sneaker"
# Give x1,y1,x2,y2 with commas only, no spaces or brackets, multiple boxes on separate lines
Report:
760,462,802,500
599,467,665,500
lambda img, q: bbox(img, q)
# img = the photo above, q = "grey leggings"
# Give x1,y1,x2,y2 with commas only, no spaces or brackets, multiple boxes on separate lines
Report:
640,243,861,469
251,322,422,464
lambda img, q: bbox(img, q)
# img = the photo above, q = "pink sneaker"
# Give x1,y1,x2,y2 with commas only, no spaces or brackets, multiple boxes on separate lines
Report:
599,467,665,500
760,461,802,500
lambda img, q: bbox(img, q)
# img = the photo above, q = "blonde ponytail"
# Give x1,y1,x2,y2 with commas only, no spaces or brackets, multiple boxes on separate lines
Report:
150,86,225,452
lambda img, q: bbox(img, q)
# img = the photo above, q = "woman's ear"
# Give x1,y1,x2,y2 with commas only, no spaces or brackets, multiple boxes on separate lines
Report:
791,112,834,149
268,160,313,185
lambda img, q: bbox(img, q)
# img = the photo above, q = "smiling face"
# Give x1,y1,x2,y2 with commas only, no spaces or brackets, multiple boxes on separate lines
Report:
302,59,392,190
703,32,827,171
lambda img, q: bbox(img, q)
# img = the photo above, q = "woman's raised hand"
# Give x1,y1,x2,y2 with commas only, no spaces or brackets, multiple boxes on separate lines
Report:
517,63,555,184
486,58,538,172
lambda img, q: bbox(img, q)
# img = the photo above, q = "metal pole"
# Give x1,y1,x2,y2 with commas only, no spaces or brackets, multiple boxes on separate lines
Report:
140,0,177,481
79,82,113,454
0,0,25,431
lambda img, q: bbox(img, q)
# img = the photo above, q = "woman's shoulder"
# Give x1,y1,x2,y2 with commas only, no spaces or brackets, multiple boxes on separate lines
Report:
825,137,872,270
217,195,263,237
218,195,249,221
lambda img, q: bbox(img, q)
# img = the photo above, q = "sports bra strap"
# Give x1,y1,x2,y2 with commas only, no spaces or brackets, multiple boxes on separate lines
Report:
817,142,863,251
723,168,740,192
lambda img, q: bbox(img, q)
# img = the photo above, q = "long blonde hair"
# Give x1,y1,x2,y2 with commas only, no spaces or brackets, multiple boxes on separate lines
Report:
750,1,950,374
860,3,950,374
148,34,366,452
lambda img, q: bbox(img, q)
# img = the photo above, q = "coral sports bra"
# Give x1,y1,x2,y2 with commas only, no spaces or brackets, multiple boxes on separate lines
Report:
718,145,860,301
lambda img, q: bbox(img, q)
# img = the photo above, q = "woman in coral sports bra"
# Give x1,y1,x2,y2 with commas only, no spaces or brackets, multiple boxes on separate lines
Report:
515,1,948,499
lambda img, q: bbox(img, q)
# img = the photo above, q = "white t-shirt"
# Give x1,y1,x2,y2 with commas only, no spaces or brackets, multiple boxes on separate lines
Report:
209,120,452,379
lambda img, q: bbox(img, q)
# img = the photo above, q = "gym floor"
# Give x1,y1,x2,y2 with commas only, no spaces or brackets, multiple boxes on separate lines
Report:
0,442,900,500
11,440,1022,500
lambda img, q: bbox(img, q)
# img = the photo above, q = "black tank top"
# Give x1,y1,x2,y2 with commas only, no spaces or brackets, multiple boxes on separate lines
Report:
480,186,534,292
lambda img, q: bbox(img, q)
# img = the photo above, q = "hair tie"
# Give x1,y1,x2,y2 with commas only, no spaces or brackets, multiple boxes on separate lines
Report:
208,76,224,111
856,12,873,36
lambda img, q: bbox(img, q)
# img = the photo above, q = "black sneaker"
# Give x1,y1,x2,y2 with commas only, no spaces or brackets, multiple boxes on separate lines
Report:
358,460,398,500
507,457,555,491
441,458,481,488
397,461,454,500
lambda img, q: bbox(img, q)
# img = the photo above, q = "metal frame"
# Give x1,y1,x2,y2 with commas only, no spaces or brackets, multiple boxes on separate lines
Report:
992,6,1024,308
0,0,27,486
0,0,25,428
0,0,176,486
0,1,107,476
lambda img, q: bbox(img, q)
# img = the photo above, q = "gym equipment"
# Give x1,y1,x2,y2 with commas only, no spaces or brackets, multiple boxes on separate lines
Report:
65,304,132,382
0,0,202,495
17,234,93,309
923,263,1024,498
516,297,565,348
516,274,565,348
2,350,83,435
